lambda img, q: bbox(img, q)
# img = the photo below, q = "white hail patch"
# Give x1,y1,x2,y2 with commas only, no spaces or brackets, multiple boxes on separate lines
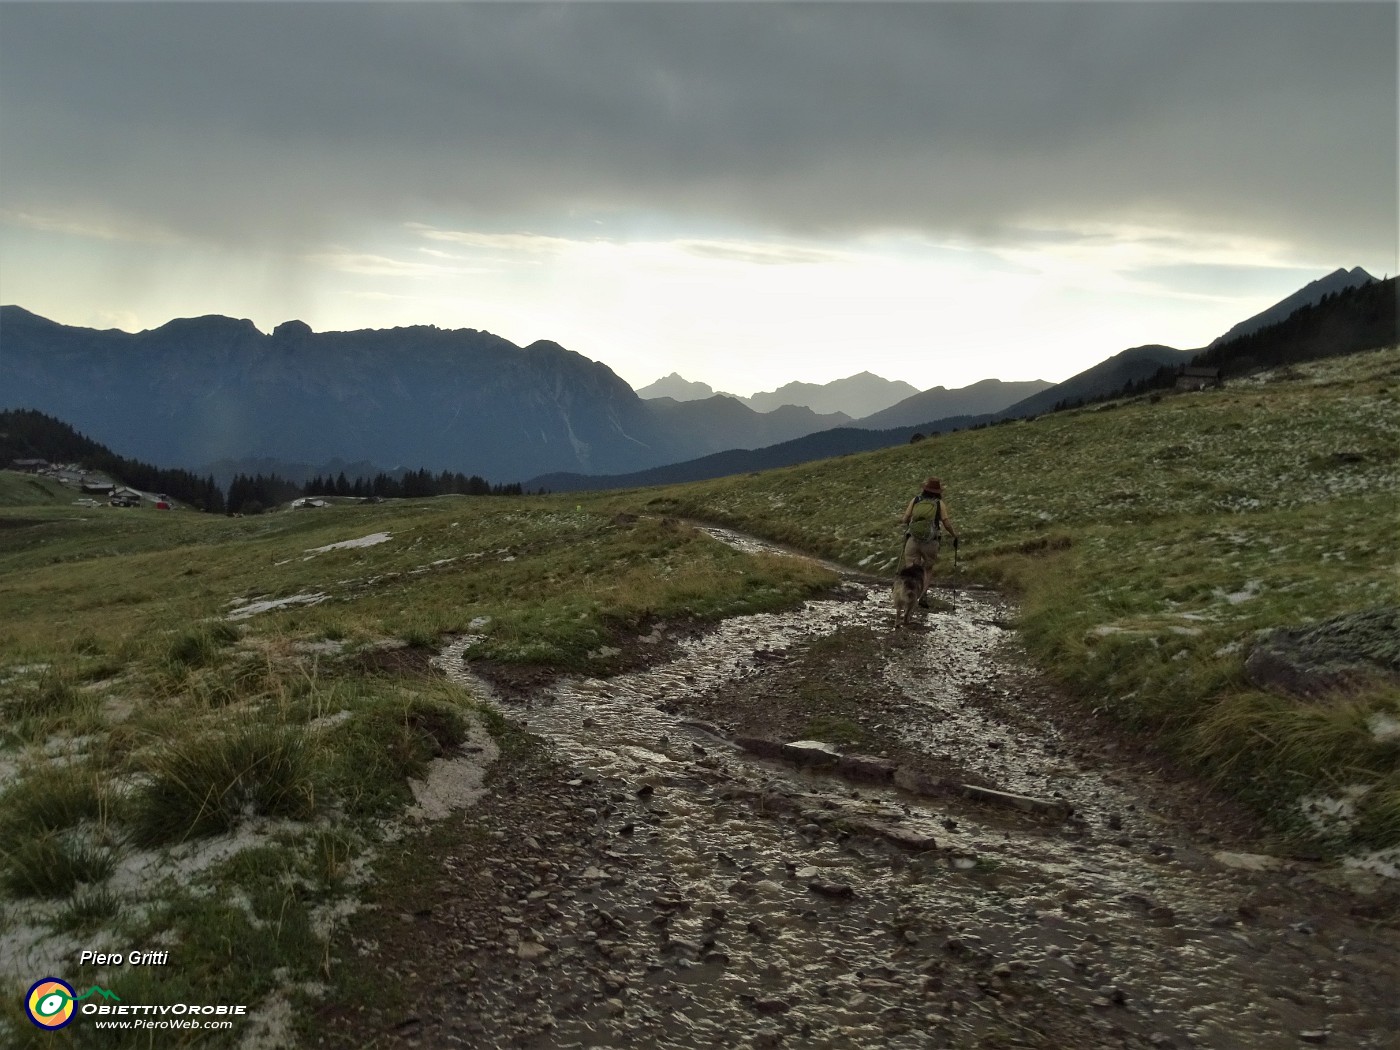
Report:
1298,784,1373,837
304,532,393,557
1344,847,1400,880
1214,580,1262,605
227,593,330,620
1367,713,1400,743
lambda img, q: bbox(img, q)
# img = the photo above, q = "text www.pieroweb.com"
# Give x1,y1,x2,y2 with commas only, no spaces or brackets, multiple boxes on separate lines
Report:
83,1003,245,1031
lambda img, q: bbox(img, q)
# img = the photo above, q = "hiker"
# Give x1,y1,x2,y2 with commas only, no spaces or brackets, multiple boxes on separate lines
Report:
900,476,959,607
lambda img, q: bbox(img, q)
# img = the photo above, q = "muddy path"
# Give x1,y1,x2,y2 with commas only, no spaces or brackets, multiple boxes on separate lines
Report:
313,527,1399,1050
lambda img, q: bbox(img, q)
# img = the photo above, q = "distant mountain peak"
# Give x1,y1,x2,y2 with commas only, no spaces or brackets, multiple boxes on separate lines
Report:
635,373,718,401
745,372,920,418
854,377,1056,429
1209,267,1377,348
148,314,263,340
273,319,313,341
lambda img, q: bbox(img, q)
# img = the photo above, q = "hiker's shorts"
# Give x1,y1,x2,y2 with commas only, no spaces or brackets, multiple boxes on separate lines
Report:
902,533,941,566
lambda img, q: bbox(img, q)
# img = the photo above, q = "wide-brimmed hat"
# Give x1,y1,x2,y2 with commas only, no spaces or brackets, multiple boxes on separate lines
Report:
921,476,942,495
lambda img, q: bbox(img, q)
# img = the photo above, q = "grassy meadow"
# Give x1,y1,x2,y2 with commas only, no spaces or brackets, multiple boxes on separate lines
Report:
0,483,835,1046
598,346,1400,853
0,345,1395,1044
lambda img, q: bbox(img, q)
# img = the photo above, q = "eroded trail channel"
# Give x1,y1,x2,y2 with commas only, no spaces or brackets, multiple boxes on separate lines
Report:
322,528,1398,1050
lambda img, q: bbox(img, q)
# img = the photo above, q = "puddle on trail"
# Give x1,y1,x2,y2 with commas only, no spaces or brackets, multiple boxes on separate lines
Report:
433,527,1398,1050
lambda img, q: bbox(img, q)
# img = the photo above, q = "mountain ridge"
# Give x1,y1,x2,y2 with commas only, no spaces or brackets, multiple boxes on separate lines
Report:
526,276,1398,492
0,308,848,484
1208,266,1376,348
3,267,1386,491
638,369,920,419
744,371,920,418
855,377,1054,429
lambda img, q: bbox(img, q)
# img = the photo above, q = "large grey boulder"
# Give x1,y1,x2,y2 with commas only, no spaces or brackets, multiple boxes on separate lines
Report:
1244,606,1399,698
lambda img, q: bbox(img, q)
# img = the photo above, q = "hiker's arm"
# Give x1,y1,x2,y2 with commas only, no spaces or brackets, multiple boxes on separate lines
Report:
940,505,959,541
900,498,916,527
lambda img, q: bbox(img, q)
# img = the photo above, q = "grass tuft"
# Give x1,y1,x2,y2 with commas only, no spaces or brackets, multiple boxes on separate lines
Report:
321,691,471,818
58,885,123,931
0,764,111,849
401,624,439,650
3,834,116,898
127,720,319,845
1352,780,1400,850
3,668,82,720
165,621,240,669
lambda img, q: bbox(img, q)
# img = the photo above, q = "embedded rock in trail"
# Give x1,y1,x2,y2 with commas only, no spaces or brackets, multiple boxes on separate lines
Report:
1245,604,1400,698
317,526,1400,1050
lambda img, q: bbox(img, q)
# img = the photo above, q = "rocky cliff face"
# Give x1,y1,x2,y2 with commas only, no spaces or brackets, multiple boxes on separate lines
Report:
0,308,666,479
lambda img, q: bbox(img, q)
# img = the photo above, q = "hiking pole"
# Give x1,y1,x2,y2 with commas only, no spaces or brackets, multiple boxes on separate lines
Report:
951,536,960,614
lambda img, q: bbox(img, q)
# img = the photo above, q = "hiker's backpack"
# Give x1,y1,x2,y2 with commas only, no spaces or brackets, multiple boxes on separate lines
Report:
910,493,943,541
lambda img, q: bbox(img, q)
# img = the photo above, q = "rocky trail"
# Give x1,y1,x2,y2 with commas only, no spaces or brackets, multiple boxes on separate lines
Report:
312,527,1399,1050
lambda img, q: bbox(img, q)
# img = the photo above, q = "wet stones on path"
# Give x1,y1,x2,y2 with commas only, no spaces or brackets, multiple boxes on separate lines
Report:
313,739,1176,1050
314,533,1400,1050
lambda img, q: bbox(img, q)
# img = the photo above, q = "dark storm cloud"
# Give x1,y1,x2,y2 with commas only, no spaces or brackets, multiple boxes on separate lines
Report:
1,2,1394,258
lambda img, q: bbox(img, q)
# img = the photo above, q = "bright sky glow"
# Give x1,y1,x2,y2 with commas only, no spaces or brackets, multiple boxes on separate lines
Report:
1,3,1394,396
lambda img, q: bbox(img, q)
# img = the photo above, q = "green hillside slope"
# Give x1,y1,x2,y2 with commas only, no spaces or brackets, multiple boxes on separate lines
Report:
614,346,1400,848
0,469,76,507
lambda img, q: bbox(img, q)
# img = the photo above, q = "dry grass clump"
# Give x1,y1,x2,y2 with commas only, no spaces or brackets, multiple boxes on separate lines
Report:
0,763,112,844
126,719,319,846
1193,686,1400,848
0,764,117,898
3,834,117,898
318,688,473,818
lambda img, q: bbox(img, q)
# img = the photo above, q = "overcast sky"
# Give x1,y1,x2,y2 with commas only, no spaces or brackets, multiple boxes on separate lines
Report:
1,2,1395,395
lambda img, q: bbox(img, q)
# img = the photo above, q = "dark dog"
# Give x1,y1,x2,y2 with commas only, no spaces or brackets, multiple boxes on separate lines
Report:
892,559,931,629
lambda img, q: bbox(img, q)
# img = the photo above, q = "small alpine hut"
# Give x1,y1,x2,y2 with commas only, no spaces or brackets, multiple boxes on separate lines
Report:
1175,366,1223,392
